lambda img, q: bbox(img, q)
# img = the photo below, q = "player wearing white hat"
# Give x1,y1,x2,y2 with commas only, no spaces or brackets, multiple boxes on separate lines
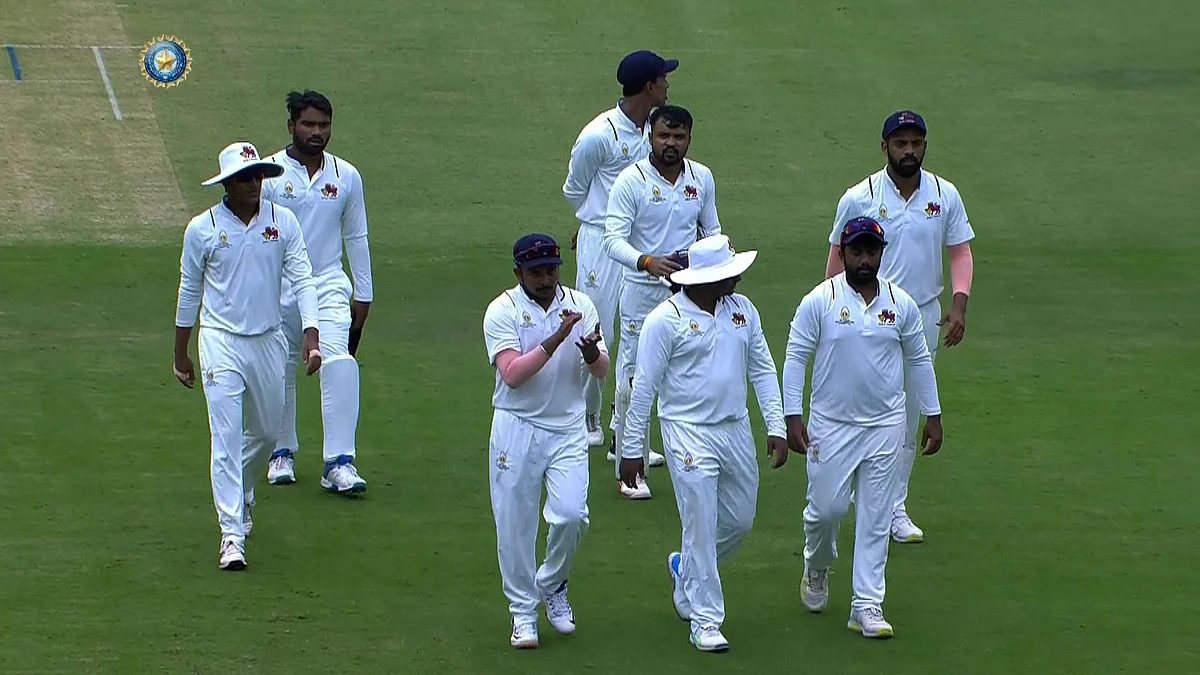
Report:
825,110,975,543
483,234,610,649
261,90,374,495
173,141,323,571
562,49,677,452
785,217,944,638
603,103,721,500
620,234,787,652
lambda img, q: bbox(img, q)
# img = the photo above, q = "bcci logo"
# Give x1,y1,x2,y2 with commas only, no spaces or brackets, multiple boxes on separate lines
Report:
139,35,191,88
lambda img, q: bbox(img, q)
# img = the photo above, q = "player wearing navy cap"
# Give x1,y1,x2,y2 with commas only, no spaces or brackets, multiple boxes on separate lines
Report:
825,111,976,544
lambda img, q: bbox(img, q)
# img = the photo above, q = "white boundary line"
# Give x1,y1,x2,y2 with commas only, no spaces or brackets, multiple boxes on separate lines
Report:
8,43,810,54
92,46,124,121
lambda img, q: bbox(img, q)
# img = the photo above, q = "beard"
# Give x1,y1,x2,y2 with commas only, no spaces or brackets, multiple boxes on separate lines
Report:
888,149,922,178
294,133,327,155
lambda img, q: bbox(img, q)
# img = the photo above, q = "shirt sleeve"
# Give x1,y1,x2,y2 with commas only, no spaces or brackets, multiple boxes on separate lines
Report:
174,220,206,328
342,166,374,302
623,310,672,459
280,211,320,331
898,291,942,416
483,299,521,365
783,290,822,417
745,302,785,437
697,168,722,238
562,130,606,211
602,173,644,271
944,183,976,247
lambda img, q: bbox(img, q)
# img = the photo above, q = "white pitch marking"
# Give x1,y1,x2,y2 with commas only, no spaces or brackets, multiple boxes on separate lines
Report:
92,46,124,122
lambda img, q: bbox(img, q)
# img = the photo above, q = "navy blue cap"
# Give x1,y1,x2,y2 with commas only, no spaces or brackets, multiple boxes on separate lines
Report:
617,50,679,90
882,110,926,139
840,216,888,247
512,233,562,269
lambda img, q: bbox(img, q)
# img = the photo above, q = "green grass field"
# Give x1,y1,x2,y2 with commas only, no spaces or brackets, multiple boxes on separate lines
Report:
2,0,1198,672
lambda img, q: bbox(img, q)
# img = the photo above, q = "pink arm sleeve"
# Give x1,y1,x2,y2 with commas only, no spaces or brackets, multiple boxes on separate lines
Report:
825,245,843,279
948,243,973,295
494,347,550,388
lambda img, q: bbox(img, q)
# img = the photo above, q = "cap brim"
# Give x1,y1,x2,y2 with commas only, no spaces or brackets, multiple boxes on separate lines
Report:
517,256,563,269
669,251,757,286
842,233,888,247
662,58,679,75
200,161,285,187
884,122,926,139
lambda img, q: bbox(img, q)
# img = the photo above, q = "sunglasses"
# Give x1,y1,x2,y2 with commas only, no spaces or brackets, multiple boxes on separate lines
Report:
842,220,884,238
229,168,266,183
514,243,560,264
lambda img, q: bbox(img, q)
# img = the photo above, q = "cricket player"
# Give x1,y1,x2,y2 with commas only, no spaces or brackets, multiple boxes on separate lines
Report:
173,141,323,571
261,90,374,494
483,234,610,649
562,49,677,450
785,217,944,638
603,103,721,499
620,234,787,652
825,110,975,543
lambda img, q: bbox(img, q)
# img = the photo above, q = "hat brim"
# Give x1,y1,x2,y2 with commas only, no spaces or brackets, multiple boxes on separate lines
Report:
201,161,285,187
841,232,888,247
669,251,757,286
517,256,563,269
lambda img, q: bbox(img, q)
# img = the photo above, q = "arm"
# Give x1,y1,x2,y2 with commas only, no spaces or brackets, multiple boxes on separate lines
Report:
746,305,785,438
484,306,577,389
602,176,647,271
342,168,374,304
899,296,942,416
696,170,721,238
562,132,605,211
172,223,205,385
825,245,843,278
281,216,320,332
580,300,610,380
948,242,973,313
825,191,858,278
622,313,672,460
782,294,821,418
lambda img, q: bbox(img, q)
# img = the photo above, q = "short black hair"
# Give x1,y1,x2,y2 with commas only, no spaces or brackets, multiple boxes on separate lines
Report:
286,90,333,121
649,104,693,132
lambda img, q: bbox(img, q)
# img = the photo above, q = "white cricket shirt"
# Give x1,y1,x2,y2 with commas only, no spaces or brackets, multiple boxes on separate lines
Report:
830,167,974,306
603,158,722,286
175,199,320,336
782,273,941,427
262,149,374,302
483,285,609,432
562,104,651,228
623,292,786,459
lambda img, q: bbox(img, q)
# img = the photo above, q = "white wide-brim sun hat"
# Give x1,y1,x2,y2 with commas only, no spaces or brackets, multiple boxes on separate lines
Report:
669,234,758,286
200,141,285,186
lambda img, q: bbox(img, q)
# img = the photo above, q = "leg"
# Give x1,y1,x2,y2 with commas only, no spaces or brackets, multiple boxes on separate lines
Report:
715,417,759,566
198,330,249,569
848,423,906,638
575,225,618,446
536,424,590,635
268,285,302,485
892,299,941,541
241,331,287,510
800,417,861,612
488,410,548,644
612,283,669,486
315,275,368,493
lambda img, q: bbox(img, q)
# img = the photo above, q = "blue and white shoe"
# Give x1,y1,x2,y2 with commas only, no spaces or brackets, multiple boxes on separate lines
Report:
321,455,367,494
668,551,691,621
267,449,295,485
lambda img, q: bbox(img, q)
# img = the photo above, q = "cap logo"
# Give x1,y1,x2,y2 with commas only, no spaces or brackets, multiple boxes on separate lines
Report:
240,145,257,160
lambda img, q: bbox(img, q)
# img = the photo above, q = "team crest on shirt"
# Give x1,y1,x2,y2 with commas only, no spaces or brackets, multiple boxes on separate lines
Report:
731,312,747,327
924,201,942,218
621,143,629,157
836,306,854,325
683,185,699,201
585,270,599,288
688,319,700,333
320,182,339,200
521,311,534,328
879,204,888,220
878,309,897,325
261,226,280,242
682,453,697,472
215,230,232,250
204,370,216,386
650,186,666,204
280,181,298,200
496,452,510,472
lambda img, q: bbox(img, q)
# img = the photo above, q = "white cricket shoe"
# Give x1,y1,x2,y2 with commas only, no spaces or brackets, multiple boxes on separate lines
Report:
510,619,539,649
667,551,691,621
891,513,924,543
617,475,652,500
800,565,829,613
267,450,296,485
219,537,246,571
540,580,576,635
848,607,894,638
690,625,729,652
648,450,665,467
321,456,367,494
586,414,604,447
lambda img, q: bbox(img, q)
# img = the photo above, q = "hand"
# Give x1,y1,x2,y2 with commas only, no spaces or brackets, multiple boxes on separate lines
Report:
173,354,196,389
349,300,371,356
576,323,602,363
303,328,323,376
644,256,683,279
619,457,645,489
920,415,944,456
570,227,580,251
785,416,810,454
555,311,584,341
766,435,788,469
938,309,966,347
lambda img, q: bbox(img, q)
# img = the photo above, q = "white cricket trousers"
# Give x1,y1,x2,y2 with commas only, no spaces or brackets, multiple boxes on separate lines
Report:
897,298,942,514
276,271,360,462
198,326,287,542
488,409,590,622
661,416,758,632
574,223,622,418
803,414,906,611
613,281,671,478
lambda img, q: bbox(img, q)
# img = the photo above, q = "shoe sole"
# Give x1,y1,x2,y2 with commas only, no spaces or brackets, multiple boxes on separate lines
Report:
321,479,367,494
510,639,538,649
891,533,923,543
847,621,894,639
268,475,296,485
667,554,691,622
800,586,827,613
691,639,729,653
220,560,247,571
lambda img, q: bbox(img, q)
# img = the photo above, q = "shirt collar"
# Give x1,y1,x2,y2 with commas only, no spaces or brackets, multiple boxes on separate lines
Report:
880,166,923,197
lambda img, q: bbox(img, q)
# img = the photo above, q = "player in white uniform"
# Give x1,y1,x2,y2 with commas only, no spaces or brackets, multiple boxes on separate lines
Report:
620,234,787,653
603,104,722,500
825,110,975,543
260,90,374,495
562,49,676,452
785,217,944,638
173,142,323,571
483,234,610,649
